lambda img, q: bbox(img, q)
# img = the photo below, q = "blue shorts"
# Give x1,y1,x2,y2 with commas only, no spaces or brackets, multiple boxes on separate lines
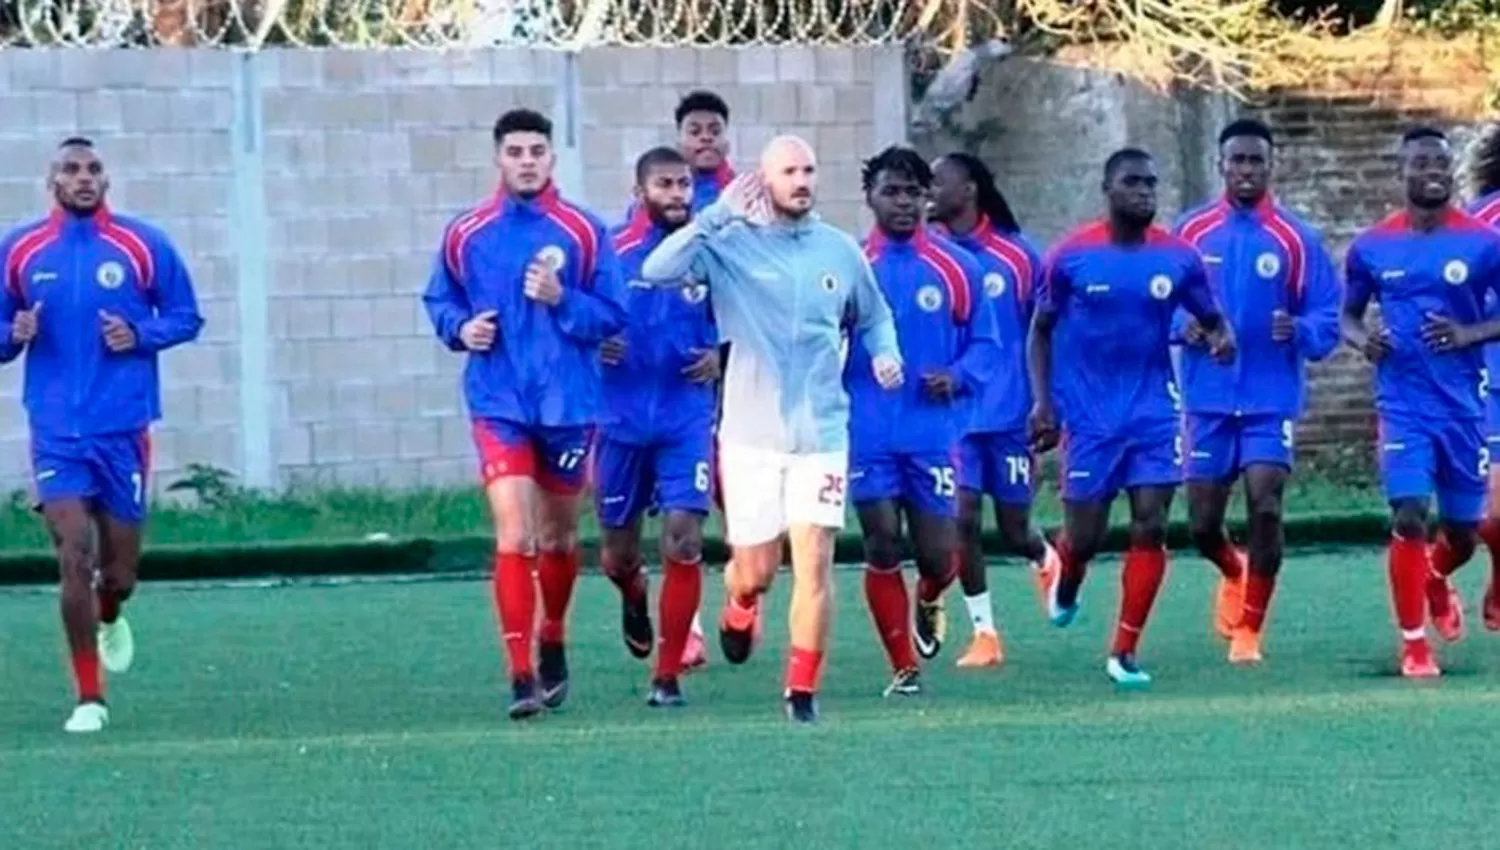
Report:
1379,413,1488,523
956,430,1034,506
1183,412,1294,482
471,418,591,494
1487,394,1500,448
1060,419,1180,503
849,450,957,518
31,431,151,525
592,432,714,529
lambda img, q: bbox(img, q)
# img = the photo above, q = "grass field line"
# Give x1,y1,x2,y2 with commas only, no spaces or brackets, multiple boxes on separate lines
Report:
5,683,1496,762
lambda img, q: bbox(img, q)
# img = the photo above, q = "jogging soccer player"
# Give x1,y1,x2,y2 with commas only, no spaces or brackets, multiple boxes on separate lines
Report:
929,152,1059,668
0,137,204,733
596,147,719,707
1341,126,1500,677
424,109,627,719
1173,119,1341,664
1028,148,1235,687
641,135,903,722
854,146,999,696
1459,121,1500,629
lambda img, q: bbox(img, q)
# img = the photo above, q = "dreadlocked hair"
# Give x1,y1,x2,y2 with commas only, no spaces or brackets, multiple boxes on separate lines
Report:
862,145,932,192
1461,122,1500,201
941,152,1021,234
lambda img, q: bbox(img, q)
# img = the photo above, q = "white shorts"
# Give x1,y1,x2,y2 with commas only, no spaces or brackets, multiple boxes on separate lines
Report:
718,443,848,546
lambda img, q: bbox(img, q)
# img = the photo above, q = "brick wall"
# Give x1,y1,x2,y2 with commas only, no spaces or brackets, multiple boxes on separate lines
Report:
0,47,906,494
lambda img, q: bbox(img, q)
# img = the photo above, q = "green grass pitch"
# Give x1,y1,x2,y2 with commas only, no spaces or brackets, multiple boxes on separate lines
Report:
3,547,1498,849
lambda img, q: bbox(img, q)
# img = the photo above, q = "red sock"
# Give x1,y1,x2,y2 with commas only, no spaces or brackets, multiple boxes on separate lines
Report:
1241,572,1276,632
655,558,702,680
916,557,958,604
864,567,918,671
1388,536,1428,635
1479,518,1500,577
785,645,825,694
97,589,121,625
72,649,102,703
602,551,646,605
1208,540,1242,580
1431,532,1470,578
1112,545,1168,656
493,552,536,677
537,549,579,644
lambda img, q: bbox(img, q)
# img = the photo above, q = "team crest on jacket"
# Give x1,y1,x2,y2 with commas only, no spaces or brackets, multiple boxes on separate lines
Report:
820,272,838,293
682,282,708,304
1255,252,1280,279
983,273,1006,297
1148,274,1172,300
1445,260,1469,284
535,245,566,272
916,285,943,312
96,261,125,290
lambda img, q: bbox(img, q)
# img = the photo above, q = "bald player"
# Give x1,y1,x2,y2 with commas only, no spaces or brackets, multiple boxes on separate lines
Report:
641,137,903,722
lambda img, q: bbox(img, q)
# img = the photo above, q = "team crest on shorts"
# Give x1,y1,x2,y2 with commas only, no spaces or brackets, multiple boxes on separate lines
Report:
916,285,943,312
983,273,1006,297
820,272,839,293
681,282,708,304
96,261,125,290
535,245,566,272
1444,259,1469,284
1255,252,1280,279
1148,274,1173,300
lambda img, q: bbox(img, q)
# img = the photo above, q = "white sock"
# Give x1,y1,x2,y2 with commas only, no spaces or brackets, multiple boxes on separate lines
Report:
690,611,704,635
964,592,995,634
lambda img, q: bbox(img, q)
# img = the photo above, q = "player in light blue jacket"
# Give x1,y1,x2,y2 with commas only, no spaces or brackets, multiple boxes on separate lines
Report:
641,136,903,723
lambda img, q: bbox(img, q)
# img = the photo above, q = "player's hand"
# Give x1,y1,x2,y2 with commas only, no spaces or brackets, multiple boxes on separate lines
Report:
1181,317,1206,346
1359,324,1393,363
1422,312,1475,353
721,173,771,225
10,301,41,344
1027,402,1060,453
1271,309,1296,343
920,370,956,401
99,310,136,353
459,309,499,352
524,260,564,306
600,335,626,366
1205,323,1237,365
873,354,904,390
681,347,721,383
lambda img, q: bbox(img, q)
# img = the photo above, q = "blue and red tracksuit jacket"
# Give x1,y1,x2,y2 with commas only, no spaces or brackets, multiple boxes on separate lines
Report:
1172,195,1341,417
1345,207,1500,422
936,216,1040,436
423,184,628,428
847,227,999,455
599,208,718,445
1039,221,1220,435
0,207,204,438
1467,191,1500,409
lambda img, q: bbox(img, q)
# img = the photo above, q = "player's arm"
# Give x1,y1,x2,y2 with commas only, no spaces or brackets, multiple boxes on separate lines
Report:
848,248,900,364
948,258,1001,395
132,231,205,353
552,225,628,344
0,235,23,364
422,231,476,353
1176,252,1234,362
1340,242,1389,362
1025,253,1065,450
1291,231,1342,362
639,201,736,285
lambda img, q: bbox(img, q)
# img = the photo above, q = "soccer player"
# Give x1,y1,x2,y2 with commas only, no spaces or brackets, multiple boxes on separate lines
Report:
641,136,903,722
424,109,626,719
929,152,1060,667
1459,122,1500,629
1341,126,1500,677
1028,148,1235,687
0,137,204,733
597,147,720,707
1173,119,1341,664
676,90,735,213
854,146,998,695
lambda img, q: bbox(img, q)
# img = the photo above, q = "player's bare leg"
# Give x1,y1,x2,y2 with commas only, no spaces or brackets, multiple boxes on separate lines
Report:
94,511,142,675
1425,517,1477,645
1231,465,1287,664
601,520,652,659
1045,500,1110,628
857,500,920,696
535,488,583,709
784,522,836,722
909,508,958,661
46,501,107,732
1108,486,1175,688
1388,499,1441,677
649,510,705,706
486,476,543,719
1479,466,1500,630
720,539,777,664
953,489,998,665
1187,479,1247,641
